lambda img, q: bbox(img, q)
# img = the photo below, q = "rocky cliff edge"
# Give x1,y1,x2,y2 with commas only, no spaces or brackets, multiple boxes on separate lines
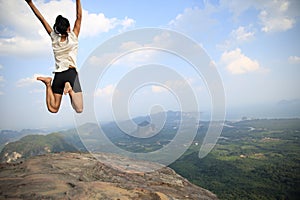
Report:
0,152,218,200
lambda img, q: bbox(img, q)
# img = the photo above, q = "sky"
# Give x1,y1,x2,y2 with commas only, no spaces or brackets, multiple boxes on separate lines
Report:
0,0,300,130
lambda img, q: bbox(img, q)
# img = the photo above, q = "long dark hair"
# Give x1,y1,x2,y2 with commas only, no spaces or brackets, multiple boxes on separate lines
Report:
53,15,70,36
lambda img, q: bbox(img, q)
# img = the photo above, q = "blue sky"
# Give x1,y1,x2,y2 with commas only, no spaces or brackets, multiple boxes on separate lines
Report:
0,0,300,130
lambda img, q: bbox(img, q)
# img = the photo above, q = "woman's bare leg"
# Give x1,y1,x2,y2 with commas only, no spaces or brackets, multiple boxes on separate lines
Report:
64,82,83,113
37,77,62,113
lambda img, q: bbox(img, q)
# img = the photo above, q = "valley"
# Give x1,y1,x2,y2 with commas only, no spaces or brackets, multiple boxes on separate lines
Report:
0,114,299,199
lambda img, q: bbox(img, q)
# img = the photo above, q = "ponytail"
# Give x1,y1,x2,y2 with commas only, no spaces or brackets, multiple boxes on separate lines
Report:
53,15,70,36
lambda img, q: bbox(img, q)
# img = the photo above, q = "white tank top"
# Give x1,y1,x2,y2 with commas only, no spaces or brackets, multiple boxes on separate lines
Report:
51,30,78,73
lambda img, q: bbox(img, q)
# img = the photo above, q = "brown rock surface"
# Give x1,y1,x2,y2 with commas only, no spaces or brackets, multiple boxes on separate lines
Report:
0,152,218,200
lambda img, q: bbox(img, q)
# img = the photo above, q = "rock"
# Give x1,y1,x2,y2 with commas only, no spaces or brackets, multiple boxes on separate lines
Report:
0,152,218,200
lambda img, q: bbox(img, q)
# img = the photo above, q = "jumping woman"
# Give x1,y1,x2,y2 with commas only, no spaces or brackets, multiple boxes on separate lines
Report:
25,0,83,113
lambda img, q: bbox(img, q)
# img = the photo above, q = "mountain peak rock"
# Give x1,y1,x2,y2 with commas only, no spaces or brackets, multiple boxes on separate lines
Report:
0,152,218,200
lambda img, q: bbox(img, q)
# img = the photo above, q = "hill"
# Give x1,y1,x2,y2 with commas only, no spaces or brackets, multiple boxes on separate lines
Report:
0,129,47,151
0,133,78,163
0,152,218,200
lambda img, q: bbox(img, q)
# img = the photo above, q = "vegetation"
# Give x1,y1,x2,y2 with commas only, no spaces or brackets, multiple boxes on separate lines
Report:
71,118,300,199
170,119,300,200
0,129,47,151
0,133,78,162
1,116,299,199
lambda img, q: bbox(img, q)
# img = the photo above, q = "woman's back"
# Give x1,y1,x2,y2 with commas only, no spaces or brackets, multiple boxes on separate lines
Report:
51,30,79,73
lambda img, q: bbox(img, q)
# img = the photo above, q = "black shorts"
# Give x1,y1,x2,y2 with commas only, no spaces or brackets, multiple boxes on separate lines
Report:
52,68,82,94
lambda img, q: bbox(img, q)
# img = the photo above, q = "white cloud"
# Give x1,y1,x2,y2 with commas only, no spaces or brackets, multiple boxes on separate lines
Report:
29,89,44,94
94,84,115,97
116,50,156,67
151,85,167,93
0,0,51,56
119,17,136,33
81,12,135,37
87,37,161,69
119,41,143,51
218,26,255,50
221,0,299,33
0,75,5,94
232,26,255,42
0,67,4,94
81,12,117,37
168,6,217,34
221,48,260,74
0,0,135,56
0,36,50,56
151,79,192,94
259,5,294,33
288,56,300,64
16,74,49,87
115,30,190,67
0,0,40,38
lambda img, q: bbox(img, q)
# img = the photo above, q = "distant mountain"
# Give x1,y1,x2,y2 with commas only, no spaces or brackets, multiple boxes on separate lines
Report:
58,127,89,152
131,120,156,138
0,152,218,200
0,133,78,163
138,120,151,126
277,99,300,106
0,111,205,163
0,111,203,162
276,99,300,117
0,129,47,151
132,110,198,125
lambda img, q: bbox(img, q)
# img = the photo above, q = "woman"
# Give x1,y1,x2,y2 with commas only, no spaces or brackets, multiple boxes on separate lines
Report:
25,0,83,113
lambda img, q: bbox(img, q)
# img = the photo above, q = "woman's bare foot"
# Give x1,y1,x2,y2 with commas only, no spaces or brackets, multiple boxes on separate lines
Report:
37,77,52,86
64,82,73,95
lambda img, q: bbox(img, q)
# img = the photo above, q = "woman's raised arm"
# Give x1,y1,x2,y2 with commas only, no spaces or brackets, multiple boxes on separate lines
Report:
25,0,52,35
73,0,82,37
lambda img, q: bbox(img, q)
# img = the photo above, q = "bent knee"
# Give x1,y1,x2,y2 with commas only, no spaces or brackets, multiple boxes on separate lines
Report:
75,107,83,113
48,108,59,113
48,105,60,113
